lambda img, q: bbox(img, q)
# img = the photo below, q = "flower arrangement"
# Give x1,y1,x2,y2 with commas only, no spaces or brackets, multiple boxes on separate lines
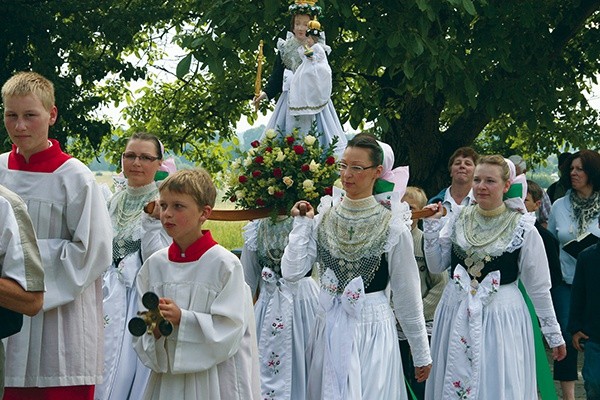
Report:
224,126,339,216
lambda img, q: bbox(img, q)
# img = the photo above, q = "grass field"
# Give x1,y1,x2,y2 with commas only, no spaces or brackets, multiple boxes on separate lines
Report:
95,171,247,251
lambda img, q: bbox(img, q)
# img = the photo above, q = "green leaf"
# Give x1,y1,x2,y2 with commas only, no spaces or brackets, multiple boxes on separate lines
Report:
176,53,192,79
462,0,477,16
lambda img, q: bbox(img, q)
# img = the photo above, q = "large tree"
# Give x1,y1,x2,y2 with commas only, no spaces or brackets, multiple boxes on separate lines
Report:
0,0,186,158
128,0,600,194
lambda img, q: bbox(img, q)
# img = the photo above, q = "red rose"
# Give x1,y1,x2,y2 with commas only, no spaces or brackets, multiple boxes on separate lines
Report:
301,164,310,172
239,175,248,183
286,136,295,145
252,170,262,178
326,156,335,165
273,168,283,178
251,140,260,148
293,145,305,155
254,156,264,164
265,146,273,153
229,195,237,202
256,198,266,206
324,186,333,196
274,190,284,198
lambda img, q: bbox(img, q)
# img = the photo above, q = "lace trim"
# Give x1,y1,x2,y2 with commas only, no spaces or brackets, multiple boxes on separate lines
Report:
539,315,565,347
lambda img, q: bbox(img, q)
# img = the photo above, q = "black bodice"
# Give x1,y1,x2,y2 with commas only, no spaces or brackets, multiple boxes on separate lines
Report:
451,245,521,285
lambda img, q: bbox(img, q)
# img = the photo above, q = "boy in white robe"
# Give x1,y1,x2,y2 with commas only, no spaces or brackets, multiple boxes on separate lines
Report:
133,169,260,400
0,184,45,398
1,71,112,399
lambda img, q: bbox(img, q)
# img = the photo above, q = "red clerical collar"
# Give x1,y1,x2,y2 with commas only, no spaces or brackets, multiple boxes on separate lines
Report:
8,139,72,172
168,230,218,262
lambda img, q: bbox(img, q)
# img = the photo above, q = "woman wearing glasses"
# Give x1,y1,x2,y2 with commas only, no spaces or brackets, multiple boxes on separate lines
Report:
98,132,172,400
281,134,432,400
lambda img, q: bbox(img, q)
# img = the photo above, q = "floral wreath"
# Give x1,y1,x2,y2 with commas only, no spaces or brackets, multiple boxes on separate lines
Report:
289,1,322,17
224,125,339,217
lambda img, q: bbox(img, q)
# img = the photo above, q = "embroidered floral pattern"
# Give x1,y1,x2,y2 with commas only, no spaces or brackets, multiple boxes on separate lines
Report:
266,352,281,375
459,336,473,363
344,286,363,306
270,316,285,336
453,380,472,399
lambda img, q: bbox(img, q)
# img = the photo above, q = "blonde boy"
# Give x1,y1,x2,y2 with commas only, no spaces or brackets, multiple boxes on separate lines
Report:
133,169,260,400
1,71,112,399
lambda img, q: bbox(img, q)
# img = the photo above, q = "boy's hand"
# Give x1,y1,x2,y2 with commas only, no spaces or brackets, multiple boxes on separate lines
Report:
159,297,181,326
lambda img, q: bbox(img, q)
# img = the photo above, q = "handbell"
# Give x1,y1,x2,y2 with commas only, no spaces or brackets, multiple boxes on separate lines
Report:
128,292,173,337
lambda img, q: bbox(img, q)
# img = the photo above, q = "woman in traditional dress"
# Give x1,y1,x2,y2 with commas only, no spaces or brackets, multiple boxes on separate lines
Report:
423,155,566,400
252,0,347,154
97,132,172,400
241,215,318,400
547,149,600,400
281,134,432,400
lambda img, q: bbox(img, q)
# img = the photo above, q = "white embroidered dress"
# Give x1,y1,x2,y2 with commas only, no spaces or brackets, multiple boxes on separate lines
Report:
241,217,319,400
423,208,565,400
288,42,332,117
282,192,431,400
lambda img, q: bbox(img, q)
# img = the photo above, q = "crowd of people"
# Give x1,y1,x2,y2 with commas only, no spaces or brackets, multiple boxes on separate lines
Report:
0,1,599,399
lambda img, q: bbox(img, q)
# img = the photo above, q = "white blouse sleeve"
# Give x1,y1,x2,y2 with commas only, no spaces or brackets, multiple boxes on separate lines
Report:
281,216,318,282
240,221,261,295
388,222,432,367
423,216,453,273
518,227,565,348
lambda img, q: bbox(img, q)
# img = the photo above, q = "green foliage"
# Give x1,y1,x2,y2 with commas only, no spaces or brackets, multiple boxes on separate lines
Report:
0,0,187,156
4,0,600,196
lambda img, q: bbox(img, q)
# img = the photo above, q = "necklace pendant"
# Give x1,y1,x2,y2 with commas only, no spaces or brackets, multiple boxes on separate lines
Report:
470,278,479,295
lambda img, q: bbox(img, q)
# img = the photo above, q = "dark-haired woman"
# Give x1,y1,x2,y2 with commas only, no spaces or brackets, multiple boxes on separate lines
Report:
97,133,172,400
548,149,600,400
424,155,565,400
282,135,431,400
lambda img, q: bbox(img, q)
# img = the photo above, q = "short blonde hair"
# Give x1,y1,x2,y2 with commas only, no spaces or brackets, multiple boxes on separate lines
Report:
159,169,216,209
2,72,55,111
402,186,427,209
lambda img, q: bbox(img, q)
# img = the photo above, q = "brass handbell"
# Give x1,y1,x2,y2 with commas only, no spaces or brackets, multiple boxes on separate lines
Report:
128,292,173,337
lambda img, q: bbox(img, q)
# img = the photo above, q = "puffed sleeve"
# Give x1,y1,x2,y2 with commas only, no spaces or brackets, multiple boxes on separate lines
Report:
388,222,432,367
240,220,261,295
281,216,318,282
423,215,453,273
519,227,565,348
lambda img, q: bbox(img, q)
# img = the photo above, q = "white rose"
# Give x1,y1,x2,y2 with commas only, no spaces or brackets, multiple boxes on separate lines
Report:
309,160,320,173
231,160,240,170
283,176,294,188
304,135,317,146
265,129,277,139
235,190,245,199
243,157,253,167
268,186,275,195
275,151,286,162
303,179,315,190
248,148,256,156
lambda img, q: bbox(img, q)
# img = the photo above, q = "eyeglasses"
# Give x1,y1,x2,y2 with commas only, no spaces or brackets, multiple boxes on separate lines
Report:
337,162,377,174
122,153,160,163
